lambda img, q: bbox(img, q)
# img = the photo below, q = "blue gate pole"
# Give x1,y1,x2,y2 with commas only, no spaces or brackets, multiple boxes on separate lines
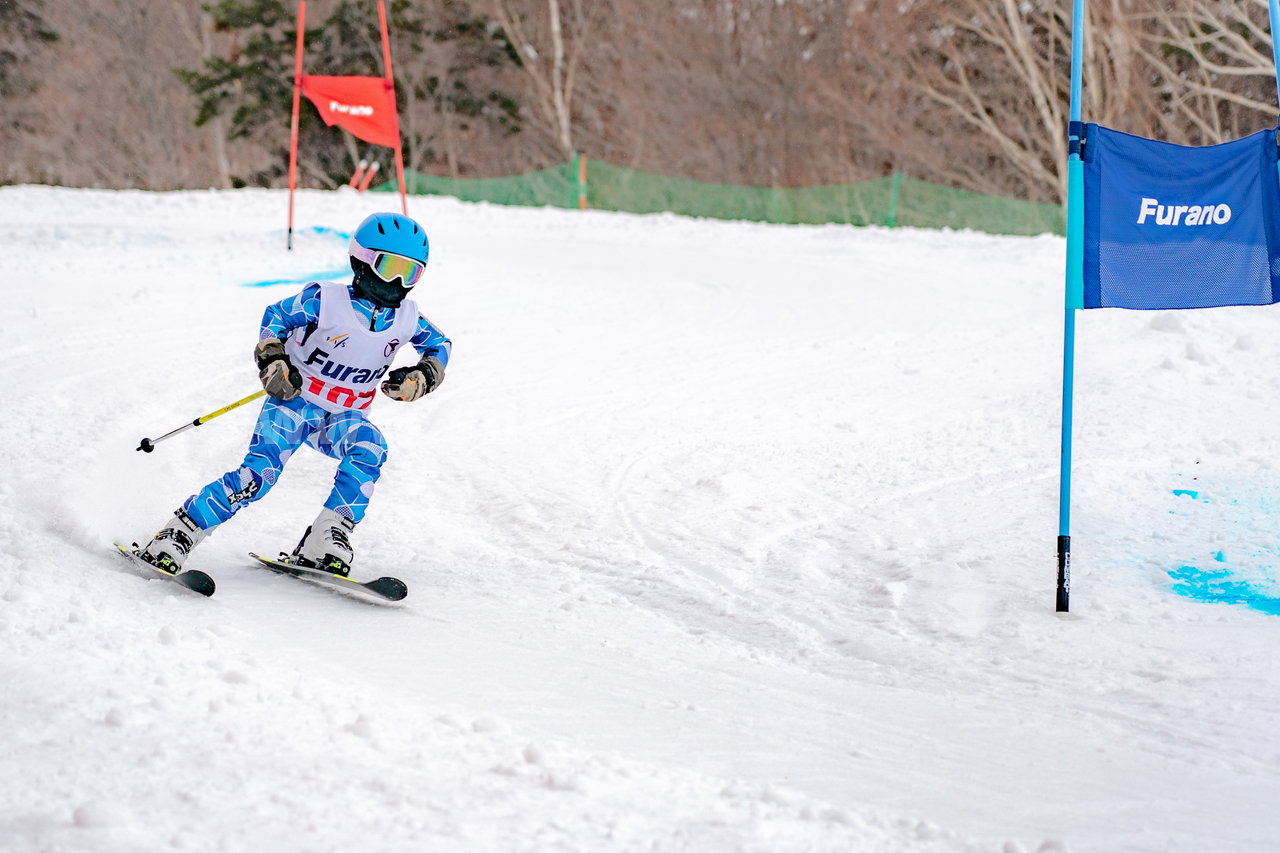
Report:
1058,0,1087,613
1269,0,1280,105
1268,0,1280,193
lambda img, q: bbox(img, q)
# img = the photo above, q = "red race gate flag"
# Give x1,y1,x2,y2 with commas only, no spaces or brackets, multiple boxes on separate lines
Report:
299,75,398,147
287,1,407,249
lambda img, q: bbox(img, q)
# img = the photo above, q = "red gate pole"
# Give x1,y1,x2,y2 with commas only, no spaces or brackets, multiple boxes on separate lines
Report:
286,1,307,250
347,159,369,188
377,1,408,215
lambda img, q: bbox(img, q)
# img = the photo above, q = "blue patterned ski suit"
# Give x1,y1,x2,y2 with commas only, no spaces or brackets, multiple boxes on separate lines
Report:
182,283,450,531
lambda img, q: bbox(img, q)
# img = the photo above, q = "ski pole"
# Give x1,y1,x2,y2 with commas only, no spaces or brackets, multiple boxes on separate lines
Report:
137,390,267,453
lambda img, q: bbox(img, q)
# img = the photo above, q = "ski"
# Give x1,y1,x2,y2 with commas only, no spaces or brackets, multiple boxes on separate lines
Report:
111,542,216,597
247,552,408,603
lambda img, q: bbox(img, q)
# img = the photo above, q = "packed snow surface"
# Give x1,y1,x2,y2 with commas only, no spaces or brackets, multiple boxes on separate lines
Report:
2,186,1279,852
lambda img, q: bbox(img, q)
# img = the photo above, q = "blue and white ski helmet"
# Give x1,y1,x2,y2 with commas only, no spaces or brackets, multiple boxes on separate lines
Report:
348,212,429,286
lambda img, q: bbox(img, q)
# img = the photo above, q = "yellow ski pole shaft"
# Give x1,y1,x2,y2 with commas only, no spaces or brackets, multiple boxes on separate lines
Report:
137,390,267,453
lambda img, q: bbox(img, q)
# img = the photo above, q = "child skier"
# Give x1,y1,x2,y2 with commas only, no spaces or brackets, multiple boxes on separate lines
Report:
136,211,450,576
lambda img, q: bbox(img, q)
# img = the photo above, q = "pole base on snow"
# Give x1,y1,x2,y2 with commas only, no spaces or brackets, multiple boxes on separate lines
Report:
1056,535,1071,613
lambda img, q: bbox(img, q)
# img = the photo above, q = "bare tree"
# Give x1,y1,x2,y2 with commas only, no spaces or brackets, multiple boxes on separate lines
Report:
172,1,234,188
490,0,595,160
0,0,59,184
847,0,1280,204
1138,0,1279,143
13,0,1280,206
16,0,225,189
866,0,1082,203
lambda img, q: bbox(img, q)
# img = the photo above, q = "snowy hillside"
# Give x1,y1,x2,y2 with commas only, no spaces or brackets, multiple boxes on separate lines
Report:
2,186,1278,852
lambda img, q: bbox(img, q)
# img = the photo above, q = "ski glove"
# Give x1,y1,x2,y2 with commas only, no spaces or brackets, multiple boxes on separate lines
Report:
254,338,302,401
381,355,445,402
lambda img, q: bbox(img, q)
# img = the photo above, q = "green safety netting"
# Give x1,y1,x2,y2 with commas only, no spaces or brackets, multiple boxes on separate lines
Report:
374,158,1065,237
891,176,1065,236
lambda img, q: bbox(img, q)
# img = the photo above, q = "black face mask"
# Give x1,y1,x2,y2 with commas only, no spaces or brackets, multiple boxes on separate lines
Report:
350,258,411,309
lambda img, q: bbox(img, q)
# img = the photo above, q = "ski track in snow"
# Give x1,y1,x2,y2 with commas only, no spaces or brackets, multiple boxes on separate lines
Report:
2,186,1279,852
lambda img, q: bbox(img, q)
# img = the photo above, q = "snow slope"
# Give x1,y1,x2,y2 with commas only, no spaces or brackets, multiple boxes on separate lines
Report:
1,185,1279,852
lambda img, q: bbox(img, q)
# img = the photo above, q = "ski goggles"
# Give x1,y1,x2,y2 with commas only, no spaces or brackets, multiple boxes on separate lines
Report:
349,242,426,287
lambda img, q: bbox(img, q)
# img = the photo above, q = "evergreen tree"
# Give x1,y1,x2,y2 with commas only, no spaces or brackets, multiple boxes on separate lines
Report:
176,0,520,188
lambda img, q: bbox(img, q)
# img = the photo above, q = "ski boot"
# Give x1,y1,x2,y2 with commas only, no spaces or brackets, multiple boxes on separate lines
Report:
291,508,355,576
140,508,209,574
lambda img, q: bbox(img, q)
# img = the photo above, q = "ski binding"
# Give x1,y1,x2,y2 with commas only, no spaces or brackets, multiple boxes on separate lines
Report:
112,542,216,597
247,552,408,602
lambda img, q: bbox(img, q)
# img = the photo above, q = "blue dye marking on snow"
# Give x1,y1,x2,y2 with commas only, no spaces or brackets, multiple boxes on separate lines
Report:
269,225,351,242
300,226,351,240
1168,564,1280,616
242,268,349,288
1165,484,1280,615
244,227,352,288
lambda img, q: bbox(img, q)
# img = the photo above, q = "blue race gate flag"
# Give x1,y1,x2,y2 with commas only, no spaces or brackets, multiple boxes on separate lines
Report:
1082,124,1280,309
